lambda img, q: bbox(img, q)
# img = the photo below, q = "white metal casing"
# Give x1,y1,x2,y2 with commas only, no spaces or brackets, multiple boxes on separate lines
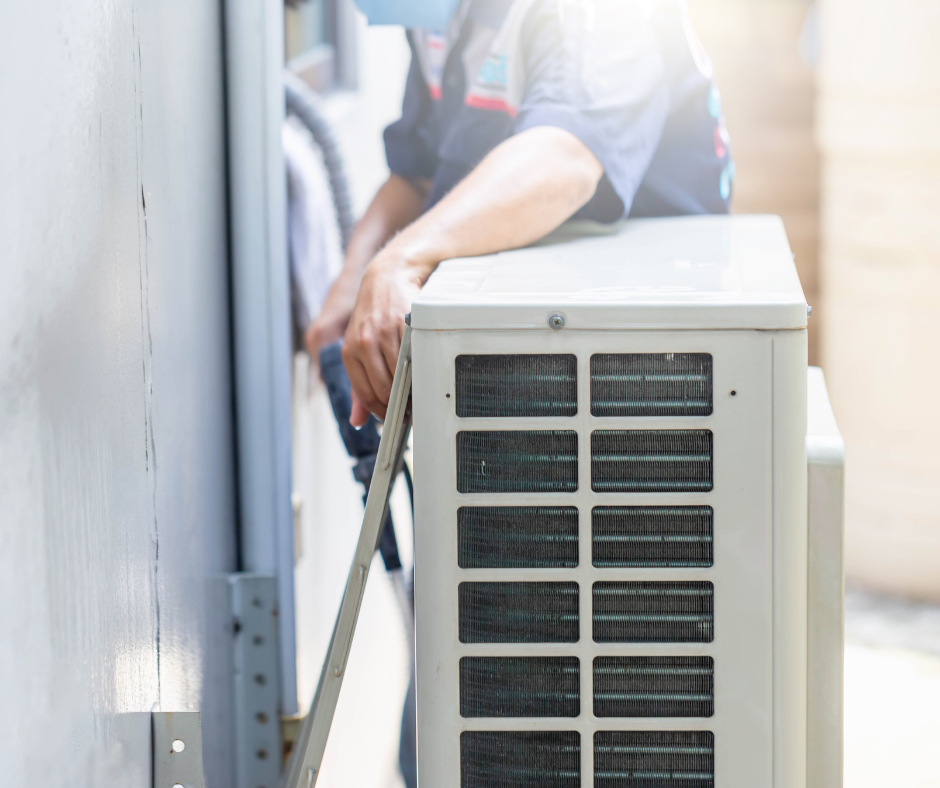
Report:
806,368,845,788
411,215,810,788
411,215,807,333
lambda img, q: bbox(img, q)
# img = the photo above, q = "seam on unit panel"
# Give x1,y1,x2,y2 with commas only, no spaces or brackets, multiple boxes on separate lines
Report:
577,350,594,787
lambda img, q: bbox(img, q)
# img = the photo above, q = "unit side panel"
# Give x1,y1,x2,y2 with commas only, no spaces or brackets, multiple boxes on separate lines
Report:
412,329,774,788
771,331,809,788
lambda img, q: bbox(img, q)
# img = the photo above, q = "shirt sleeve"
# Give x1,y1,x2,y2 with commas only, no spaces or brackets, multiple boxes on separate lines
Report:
384,32,439,181
514,0,670,218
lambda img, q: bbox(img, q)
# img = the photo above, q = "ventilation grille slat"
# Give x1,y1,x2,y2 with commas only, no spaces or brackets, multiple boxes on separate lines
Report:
593,656,714,717
460,657,580,717
460,582,579,643
456,354,578,418
590,353,713,417
458,431,578,493
593,581,714,643
594,731,714,788
591,430,713,493
592,506,714,568
458,506,579,569
461,731,580,788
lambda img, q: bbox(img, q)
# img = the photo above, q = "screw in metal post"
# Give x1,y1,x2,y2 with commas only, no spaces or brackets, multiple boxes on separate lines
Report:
549,313,565,330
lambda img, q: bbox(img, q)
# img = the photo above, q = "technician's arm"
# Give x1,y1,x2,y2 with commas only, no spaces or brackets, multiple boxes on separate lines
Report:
304,173,429,360
344,125,603,424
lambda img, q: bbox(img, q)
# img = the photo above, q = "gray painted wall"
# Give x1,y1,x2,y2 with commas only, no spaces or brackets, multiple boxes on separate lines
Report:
0,2,237,785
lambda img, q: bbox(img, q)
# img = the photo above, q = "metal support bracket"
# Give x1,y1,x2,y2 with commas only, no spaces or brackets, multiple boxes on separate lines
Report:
230,573,283,788
152,711,206,788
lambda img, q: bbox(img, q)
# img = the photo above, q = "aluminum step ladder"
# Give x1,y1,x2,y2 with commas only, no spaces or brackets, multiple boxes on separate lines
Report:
283,324,413,788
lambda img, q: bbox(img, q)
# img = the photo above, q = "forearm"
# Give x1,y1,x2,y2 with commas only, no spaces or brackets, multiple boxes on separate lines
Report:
375,126,603,285
341,126,603,422
305,173,428,358
340,173,428,281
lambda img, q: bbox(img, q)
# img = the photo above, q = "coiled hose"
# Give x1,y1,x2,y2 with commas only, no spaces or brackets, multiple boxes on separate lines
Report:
284,70,355,251
285,70,416,631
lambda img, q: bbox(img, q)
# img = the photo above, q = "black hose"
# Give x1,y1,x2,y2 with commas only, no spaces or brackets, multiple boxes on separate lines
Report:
286,73,416,562
284,70,355,251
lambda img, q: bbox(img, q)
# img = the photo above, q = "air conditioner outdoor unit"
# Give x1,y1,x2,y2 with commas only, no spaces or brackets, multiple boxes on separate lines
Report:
407,215,844,788
286,214,844,788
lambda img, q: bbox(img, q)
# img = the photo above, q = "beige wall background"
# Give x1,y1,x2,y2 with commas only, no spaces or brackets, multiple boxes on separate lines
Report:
817,0,940,602
692,0,940,602
690,0,821,364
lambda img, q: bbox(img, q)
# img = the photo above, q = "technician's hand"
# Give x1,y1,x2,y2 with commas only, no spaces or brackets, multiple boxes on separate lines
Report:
304,271,359,365
336,127,603,423
342,253,422,425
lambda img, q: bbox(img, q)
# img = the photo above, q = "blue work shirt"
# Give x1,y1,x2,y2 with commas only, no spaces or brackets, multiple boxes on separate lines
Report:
384,0,734,222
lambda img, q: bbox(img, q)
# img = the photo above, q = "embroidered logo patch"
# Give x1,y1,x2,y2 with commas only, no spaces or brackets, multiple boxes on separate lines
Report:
466,53,515,115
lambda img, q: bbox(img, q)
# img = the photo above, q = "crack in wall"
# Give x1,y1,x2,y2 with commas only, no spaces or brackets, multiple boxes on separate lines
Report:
132,10,161,707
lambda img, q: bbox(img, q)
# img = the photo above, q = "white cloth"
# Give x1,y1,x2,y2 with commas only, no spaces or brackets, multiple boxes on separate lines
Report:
283,119,343,333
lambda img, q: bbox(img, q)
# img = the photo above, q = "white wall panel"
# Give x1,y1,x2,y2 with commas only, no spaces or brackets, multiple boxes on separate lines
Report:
0,1,236,784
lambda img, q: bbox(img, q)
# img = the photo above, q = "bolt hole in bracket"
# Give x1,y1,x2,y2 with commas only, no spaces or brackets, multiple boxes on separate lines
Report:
152,711,205,788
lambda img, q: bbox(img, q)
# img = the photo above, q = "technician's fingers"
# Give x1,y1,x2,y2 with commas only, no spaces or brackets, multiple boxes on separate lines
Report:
305,313,344,365
342,254,418,421
361,330,395,408
343,344,385,427
377,319,404,395
350,390,371,429
306,274,358,363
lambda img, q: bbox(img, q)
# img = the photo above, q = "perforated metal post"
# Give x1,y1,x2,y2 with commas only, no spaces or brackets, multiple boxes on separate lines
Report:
231,574,282,788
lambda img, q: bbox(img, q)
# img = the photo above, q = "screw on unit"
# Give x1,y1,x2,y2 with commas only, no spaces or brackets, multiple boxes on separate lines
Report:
807,305,813,316
549,313,565,330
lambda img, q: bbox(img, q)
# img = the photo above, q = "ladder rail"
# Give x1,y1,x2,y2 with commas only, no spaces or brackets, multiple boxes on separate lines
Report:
283,325,413,788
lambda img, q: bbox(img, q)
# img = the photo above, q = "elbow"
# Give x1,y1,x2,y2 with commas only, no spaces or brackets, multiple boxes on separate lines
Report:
572,157,603,207
557,131,604,208
517,126,603,206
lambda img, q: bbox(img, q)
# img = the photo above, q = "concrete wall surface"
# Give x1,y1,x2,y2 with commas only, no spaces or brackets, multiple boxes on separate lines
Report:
0,2,237,786
818,0,940,601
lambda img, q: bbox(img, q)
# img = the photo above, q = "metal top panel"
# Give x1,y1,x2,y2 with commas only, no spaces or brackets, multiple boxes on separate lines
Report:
411,215,807,331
